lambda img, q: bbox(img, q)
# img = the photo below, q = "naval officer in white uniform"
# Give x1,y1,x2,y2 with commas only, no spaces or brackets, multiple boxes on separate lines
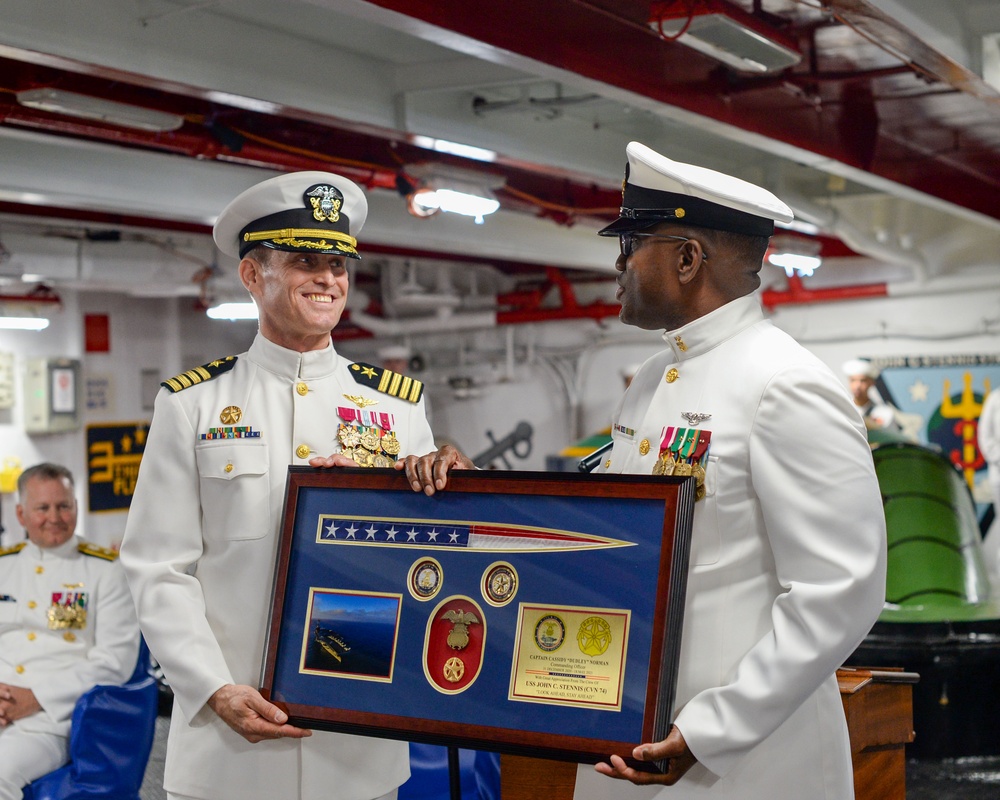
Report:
402,143,886,799
0,463,139,800
120,171,436,800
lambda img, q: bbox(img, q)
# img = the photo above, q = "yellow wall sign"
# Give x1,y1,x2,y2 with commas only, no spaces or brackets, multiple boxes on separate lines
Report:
86,422,149,512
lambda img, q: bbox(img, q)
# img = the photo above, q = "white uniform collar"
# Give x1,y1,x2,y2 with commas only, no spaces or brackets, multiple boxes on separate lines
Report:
23,535,81,561
249,333,342,381
661,294,764,361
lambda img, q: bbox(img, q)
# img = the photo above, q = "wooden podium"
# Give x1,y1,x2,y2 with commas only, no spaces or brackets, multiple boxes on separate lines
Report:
500,667,917,800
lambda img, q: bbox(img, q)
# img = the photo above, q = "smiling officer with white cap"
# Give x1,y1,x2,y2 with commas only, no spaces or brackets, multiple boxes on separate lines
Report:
121,171,435,800
569,142,887,799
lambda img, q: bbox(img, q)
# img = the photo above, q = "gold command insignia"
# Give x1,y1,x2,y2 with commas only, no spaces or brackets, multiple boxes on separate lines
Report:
220,405,242,425
443,656,465,683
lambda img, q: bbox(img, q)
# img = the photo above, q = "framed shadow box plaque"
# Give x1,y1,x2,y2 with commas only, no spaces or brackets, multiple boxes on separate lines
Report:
261,467,694,770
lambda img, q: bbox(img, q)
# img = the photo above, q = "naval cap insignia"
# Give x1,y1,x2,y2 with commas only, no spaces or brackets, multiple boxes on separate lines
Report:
304,184,343,223
681,411,711,425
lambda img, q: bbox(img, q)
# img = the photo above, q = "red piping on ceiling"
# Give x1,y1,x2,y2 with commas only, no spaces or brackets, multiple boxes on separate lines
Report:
760,272,888,309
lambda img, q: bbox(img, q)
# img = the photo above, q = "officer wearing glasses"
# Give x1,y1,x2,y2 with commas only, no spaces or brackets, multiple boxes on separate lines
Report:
401,142,886,800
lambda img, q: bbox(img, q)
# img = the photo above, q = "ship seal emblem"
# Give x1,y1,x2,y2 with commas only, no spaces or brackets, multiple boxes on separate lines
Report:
534,613,565,652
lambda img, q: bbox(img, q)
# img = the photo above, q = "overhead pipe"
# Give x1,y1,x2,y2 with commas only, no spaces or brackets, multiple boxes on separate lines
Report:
761,273,887,309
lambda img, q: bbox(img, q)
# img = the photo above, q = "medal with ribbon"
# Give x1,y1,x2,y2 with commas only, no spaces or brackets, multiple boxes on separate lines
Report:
652,426,712,500
336,407,399,467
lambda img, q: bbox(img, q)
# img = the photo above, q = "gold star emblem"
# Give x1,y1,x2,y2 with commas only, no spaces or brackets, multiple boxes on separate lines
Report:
360,366,377,378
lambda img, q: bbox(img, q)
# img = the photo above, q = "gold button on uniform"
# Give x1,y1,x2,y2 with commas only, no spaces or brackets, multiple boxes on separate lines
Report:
64,632,77,642
27,632,36,641
28,601,37,609
296,444,311,459
665,368,680,383
16,665,24,674
224,463,234,473
604,459,612,469
296,382,309,396
35,566,44,574
639,439,651,455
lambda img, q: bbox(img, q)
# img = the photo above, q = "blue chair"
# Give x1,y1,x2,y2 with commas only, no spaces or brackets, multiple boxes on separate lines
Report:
23,639,159,800
399,743,500,800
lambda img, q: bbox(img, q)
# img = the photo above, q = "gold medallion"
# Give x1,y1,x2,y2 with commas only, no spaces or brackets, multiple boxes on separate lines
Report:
674,462,693,477
443,657,465,683
652,453,674,476
359,428,381,452
220,405,242,425
373,454,394,468
381,431,401,456
338,425,362,449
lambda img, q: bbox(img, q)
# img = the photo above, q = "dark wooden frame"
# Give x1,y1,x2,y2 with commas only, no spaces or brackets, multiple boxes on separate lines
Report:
260,467,694,770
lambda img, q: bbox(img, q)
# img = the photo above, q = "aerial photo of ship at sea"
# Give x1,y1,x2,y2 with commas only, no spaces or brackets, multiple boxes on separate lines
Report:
301,589,401,680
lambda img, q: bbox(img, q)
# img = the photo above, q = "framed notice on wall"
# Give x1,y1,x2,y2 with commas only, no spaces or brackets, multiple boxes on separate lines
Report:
261,468,694,771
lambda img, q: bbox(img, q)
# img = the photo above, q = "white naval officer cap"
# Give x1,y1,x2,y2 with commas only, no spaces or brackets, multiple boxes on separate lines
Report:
842,358,879,379
599,142,794,238
213,171,368,260
378,344,412,362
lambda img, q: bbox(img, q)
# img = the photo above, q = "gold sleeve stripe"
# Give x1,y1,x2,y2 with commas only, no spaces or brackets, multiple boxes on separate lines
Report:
378,369,393,393
409,379,424,403
398,375,412,399
388,371,403,397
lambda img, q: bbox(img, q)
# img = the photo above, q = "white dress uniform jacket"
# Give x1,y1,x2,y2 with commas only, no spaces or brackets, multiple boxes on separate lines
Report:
574,296,886,800
0,536,140,734
121,334,435,800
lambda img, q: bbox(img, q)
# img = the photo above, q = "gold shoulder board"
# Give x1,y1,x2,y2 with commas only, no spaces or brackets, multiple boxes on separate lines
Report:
78,541,119,561
161,356,238,394
0,542,26,557
349,361,423,404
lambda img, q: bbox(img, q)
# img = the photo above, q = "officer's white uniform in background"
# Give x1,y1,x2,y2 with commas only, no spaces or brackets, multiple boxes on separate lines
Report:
121,333,435,800
0,537,139,798
575,296,887,800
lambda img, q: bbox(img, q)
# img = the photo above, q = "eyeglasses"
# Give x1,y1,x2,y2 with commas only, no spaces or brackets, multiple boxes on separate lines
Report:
619,232,706,260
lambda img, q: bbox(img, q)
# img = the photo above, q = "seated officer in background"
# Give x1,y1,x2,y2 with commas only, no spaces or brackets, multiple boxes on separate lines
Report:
0,463,139,800
121,171,435,800
402,142,886,799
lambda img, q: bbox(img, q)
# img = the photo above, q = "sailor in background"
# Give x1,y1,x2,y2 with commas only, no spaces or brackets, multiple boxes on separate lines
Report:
121,172,435,800
1,463,139,800
842,358,898,432
402,142,887,799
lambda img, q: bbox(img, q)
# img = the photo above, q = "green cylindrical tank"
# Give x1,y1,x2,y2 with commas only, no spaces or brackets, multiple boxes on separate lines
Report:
873,442,1000,622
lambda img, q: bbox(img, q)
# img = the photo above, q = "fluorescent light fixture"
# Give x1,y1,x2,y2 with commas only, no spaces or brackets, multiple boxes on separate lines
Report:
411,188,500,224
16,88,185,132
405,164,505,224
0,316,49,330
768,235,822,277
206,302,259,321
768,252,822,277
650,2,801,74
412,135,496,163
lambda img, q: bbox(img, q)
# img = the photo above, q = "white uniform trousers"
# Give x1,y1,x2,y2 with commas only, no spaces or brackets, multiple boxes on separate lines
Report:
167,789,400,800
0,727,68,800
